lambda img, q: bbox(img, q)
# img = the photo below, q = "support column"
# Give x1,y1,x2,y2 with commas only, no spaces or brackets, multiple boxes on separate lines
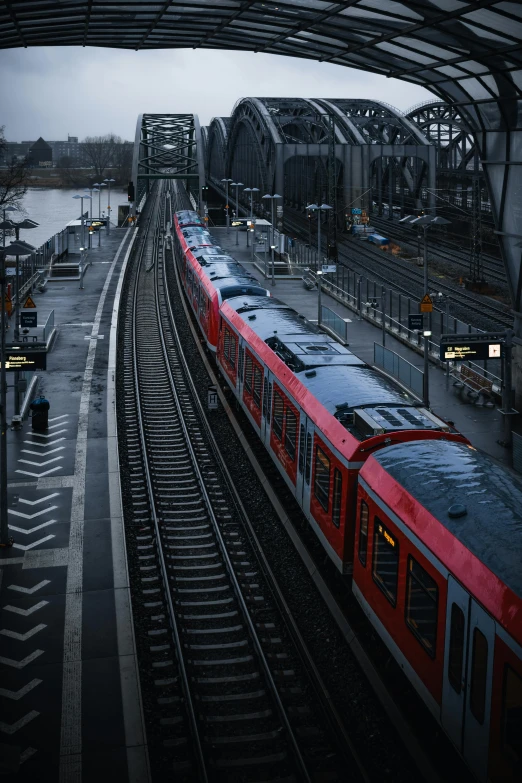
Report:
275,144,284,231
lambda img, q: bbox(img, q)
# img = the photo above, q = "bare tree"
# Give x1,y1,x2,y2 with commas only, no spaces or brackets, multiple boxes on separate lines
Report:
112,140,133,184
0,125,28,210
82,133,122,179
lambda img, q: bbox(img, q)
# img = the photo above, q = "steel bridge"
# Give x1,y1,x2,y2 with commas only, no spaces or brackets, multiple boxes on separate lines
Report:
2,0,522,400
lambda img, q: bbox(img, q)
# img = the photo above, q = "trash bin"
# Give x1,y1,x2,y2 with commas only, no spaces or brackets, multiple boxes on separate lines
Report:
30,395,50,431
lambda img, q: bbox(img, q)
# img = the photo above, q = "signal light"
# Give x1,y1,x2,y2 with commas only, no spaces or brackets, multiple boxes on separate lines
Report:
127,181,135,202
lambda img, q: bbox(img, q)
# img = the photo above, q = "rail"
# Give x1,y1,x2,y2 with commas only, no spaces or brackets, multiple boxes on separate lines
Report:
321,304,349,343
374,343,424,399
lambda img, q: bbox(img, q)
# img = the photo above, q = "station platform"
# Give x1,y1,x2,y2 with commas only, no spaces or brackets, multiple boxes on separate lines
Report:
212,227,514,467
0,226,148,782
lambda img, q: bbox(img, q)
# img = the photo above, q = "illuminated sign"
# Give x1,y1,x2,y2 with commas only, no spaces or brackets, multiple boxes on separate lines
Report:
440,342,501,362
1,351,47,371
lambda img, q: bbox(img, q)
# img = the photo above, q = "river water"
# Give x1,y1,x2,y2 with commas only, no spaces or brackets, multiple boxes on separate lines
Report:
5,187,123,250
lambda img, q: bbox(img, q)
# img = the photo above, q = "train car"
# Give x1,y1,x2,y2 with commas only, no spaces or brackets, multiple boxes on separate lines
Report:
353,440,522,782
176,211,204,229
217,296,466,573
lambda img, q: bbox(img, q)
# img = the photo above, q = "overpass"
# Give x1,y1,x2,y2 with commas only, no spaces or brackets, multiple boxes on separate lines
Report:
2,0,522,399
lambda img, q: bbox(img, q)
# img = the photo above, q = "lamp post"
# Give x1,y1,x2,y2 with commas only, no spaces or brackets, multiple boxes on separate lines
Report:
103,178,115,231
1,206,16,247
221,178,233,232
262,194,282,286
91,188,101,246
73,194,91,254
306,203,332,271
0,249,10,547
6,240,36,425
231,182,244,245
243,187,259,248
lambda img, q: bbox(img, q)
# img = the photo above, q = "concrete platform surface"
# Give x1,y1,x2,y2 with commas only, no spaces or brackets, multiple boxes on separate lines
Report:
0,227,148,783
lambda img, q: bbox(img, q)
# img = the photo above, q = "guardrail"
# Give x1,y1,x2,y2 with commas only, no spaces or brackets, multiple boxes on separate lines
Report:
514,432,522,474
321,305,348,343
43,309,54,344
374,343,424,399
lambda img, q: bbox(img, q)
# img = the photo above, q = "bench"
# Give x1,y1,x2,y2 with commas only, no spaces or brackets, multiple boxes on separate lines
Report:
450,363,494,405
302,269,316,290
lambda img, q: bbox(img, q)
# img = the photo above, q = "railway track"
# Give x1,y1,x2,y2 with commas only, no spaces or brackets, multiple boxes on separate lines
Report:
118,184,366,782
283,210,512,331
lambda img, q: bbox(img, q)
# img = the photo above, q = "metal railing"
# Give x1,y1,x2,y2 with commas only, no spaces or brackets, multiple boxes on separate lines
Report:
513,432,522,475
374,343,424,399
43,309,54,344
321,305,348,343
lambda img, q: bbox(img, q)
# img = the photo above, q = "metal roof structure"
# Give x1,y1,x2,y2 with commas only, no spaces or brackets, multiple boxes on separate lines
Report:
2,1,522,318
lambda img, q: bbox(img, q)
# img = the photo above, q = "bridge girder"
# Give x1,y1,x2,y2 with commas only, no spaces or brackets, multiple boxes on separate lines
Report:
132,113,205,211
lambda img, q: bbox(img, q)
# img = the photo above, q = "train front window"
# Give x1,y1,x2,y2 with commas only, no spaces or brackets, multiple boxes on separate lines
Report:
405,557,438,658
314,447,330,512
502,665,522,764
470,628,488,725
372,520,399,607
448,603,465,694
358,501,369,567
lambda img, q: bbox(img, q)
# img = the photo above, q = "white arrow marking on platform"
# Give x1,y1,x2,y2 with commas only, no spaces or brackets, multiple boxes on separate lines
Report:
8,581,51,595
18,494,59,506
0,710,39,734
18,457,63,467
24,439,65,448
16,467,62,478
48,415,68,422
22,447,65,457
31,430,67,439
9,520,57,535
0,650,44,668
9,506,58,519
4,601,48,617
0,679,42,700
0,624,46,641
47,422,69,430
13,535,55,551
20,747,37,764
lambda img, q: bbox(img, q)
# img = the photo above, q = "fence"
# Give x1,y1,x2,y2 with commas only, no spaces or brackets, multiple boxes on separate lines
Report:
513,432,522,475
321,305,348,343
43,309,54,344
374,343,424,398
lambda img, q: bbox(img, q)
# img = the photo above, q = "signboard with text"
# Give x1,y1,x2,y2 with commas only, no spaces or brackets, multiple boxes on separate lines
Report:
21,312,37,329
408,313,424,331
419,294,433,313
439,341,502,362
1,351,47,371
351,208,362,215
321,264,337,274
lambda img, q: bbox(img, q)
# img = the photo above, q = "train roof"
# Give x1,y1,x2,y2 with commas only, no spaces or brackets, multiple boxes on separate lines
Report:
205,263,255,280
371,440,522,602
196,254,239,266
192,247,224,259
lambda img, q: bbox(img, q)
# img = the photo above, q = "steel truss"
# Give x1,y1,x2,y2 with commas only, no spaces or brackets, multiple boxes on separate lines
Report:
132,114,205,210
205,97,434,250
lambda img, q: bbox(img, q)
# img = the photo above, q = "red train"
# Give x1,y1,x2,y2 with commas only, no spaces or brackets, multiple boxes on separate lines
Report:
173,210,522,781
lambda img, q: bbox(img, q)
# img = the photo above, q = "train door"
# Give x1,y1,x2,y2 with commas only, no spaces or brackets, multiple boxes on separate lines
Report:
298,422,314,514
441,577,495,781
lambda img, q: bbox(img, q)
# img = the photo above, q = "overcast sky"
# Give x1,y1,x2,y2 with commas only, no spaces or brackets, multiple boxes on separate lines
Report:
0,46,434,141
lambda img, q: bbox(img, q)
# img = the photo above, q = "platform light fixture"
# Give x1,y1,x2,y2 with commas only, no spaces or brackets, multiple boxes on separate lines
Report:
243,187,259,247
103,178,115,231
230,182,244,245
221,178,233,232
306,203,332,272
262,194,282,285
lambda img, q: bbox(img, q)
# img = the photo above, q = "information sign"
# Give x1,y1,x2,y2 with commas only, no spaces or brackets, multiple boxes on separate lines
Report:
419,293,433,313
21,312,37,328
207,385,218,410
440,341,502,362
1,351,47,371
351,208,362,215
321,264,337,274
23,295,37,309
408,313,424,331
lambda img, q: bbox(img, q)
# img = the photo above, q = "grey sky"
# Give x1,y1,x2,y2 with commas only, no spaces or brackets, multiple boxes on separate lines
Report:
0,46,433,141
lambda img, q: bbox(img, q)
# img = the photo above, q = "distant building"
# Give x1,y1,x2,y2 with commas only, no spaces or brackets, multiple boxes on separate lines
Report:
27,137,53,167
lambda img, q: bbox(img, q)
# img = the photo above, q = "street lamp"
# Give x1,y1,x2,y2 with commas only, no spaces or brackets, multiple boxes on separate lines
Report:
6,239,36,426
91,188,101,246
262,194,282,286
221,178,233,232
230,182,244,245
73,194,91,253
1,205,16,247
0,247,10,546
306,203,332,271
243,187,259,248
103,178,115,231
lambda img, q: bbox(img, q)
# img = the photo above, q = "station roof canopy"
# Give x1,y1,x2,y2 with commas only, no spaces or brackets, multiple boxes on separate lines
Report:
1,2,521,99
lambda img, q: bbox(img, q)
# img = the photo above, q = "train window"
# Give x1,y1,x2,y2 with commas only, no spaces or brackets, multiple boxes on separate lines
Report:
502,665,522,763
448,604,465,694
284,409,297,461
253,367,262,407
298,425,305,474
244,353,253,392
332,469,342,528
223,328,236,368
372,520,399,607
470,628,488,725
358,501,369,566
305,433,313,485
268,383,272,421
223,328,231,361
273,392,284,440
314,447,330,512
405,557,438,658
263,380,269,418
